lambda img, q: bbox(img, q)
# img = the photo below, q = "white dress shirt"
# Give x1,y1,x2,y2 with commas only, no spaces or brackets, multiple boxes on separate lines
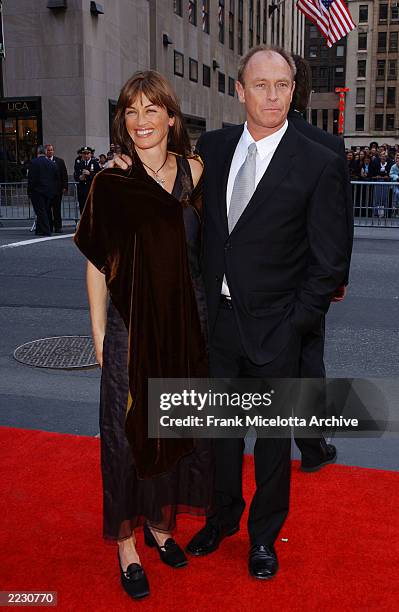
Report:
222,120,288,297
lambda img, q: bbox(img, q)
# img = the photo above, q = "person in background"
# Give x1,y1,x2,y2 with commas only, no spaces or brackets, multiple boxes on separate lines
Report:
287,53,353,470
346,151,358,180
27,145,59,236
45,144,68,233
360,153,372,180
98,153,107,169
370,149,393,216
74,146,101,214
389,151,399,217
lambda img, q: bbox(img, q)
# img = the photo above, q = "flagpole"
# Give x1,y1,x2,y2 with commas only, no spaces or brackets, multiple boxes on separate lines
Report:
0,0,4,98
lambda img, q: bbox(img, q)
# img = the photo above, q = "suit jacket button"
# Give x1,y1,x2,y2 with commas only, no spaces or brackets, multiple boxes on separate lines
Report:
215,275,220,281
224,242,231,251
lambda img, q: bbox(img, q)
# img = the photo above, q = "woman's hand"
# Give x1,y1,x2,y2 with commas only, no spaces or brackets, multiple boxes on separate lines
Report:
93,332,105,368
86,261,108,368
107,154,133,170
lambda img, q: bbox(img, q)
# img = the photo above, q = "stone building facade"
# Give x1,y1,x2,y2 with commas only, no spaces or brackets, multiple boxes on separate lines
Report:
0,0,305,175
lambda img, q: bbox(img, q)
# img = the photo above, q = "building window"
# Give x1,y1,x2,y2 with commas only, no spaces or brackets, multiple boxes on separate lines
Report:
389,60,397,79
218,71,226,93
311,109,318,126
311,66,317,80
386,114,395,130
336,45,344,57
379,3,388,21
320,46,329,59
376,87,385,105
202,0,210,33
357,60,366,77
392,5,399,20
378,31,387,52
356,114,365,131
322,109,328,132
218,1,225,44
238,0,243,54
189,58,198,82
387,86,396,106
356,88,365,104
189,0,197,26
333,109,339,135
262,1,267,43
309,46,318,58
375,114,384,130
203,64,211,87
389,31,398,52
174,51,184,77
320,66,328,79
228,76,235,96
174,0,182,16
359,5,368,22
335,66,344,74
358,32,367,50
228,1,235,50
256,0,261,44
249,0,254,47
377,59,386,79
310,25,318,38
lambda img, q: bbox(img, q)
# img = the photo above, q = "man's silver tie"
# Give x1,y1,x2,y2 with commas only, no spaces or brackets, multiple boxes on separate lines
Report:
228,142,257,233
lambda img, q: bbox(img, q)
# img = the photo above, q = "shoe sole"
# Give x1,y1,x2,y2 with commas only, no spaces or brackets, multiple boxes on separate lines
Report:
186,526,239,557
300,454,337,473
249,571,276,580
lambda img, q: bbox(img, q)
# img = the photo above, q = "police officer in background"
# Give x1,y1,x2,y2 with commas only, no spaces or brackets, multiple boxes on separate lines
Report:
74,146,101,214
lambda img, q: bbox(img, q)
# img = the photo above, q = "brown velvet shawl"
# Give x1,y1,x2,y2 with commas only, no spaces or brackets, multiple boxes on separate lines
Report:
74,155,208,479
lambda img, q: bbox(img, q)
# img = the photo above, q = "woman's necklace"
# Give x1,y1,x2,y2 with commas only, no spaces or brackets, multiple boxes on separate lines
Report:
140,153,168,187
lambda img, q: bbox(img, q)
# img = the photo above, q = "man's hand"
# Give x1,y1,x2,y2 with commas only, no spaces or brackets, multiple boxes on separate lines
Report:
332,285,346,302
106,154,132,170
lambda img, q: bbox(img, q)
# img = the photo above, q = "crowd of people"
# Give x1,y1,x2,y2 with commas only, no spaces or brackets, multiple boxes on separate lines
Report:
346,142,399,216
27,143,122,234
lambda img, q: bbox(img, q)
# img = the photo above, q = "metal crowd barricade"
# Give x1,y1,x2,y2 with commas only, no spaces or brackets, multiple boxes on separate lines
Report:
0,181,80,225
1,179,399,229
351,181,399,227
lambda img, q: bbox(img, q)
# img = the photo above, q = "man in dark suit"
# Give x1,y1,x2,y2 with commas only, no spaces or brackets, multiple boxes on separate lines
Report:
45,144,68,233
186,45,350,579
288,55,354,472
74,146,101,214
27,145,59,236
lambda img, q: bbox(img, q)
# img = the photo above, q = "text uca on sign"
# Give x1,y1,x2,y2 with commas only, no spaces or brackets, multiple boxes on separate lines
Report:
7,102,30,112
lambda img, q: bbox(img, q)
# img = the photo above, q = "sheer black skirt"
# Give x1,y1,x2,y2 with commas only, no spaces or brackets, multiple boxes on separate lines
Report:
100,300,213,540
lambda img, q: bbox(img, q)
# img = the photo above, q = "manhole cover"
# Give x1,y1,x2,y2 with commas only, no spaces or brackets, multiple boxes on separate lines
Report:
13,336,98,369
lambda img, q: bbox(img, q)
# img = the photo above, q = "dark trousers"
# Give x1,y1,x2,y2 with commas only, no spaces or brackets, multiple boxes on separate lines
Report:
30,192,52,235
294,319,328,464
207,305,301,546
49,193,63,231
77,185,89,215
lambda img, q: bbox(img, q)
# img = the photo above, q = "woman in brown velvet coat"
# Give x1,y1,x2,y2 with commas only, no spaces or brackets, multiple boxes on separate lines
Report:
74,71,212,600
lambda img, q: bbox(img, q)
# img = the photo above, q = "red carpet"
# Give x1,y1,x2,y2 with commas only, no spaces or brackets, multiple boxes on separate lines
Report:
0,427,398,611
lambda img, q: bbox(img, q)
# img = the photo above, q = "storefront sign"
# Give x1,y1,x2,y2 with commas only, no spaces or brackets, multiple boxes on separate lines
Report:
0,97,41,117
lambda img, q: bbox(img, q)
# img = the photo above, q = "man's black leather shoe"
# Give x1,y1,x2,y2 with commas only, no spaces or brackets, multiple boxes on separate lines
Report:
248,544,278,580
301,443,337,472
186,523,239,556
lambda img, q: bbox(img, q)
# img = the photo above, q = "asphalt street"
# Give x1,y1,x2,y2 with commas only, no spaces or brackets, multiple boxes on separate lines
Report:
0,224,398,470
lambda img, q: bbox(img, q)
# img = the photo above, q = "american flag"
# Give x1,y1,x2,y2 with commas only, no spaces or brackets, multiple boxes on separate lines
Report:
297,0,356,47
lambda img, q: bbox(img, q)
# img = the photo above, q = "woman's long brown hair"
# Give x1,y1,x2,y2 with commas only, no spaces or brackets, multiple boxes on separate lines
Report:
112,70,191,158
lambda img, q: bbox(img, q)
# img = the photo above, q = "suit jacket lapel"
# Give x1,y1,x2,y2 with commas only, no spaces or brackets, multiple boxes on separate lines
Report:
230,121,299,236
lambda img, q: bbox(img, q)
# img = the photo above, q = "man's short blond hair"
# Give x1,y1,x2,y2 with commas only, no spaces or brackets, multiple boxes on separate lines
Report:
237,45,297,85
